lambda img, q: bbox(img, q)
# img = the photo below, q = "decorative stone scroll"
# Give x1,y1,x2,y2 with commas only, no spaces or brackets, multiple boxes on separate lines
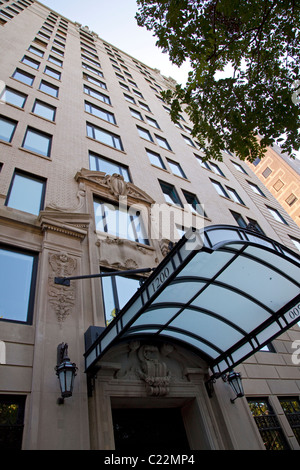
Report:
48,252,77,323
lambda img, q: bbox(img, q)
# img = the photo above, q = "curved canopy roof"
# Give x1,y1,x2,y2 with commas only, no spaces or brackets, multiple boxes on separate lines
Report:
85,225,300,378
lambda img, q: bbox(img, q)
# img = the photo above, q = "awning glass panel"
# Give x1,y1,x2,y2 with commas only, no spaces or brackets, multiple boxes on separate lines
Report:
85,225,300,378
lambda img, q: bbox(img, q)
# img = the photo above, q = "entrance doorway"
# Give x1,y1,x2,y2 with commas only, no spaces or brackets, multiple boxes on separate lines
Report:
112,408,190,451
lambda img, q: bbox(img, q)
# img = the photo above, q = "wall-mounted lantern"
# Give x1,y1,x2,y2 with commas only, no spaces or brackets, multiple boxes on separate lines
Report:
223,370,244,403
55,343,77,404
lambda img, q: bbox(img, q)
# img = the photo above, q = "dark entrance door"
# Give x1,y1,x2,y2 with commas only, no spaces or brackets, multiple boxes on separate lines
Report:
112,408,190,451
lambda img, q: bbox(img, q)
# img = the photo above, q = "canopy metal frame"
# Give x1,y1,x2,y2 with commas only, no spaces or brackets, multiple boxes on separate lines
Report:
84,225,300,379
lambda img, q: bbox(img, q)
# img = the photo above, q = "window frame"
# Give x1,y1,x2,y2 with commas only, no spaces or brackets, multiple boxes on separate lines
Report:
22,126,52,157
12,68,35,86
87,122,123,151
159,180,183,207
5,169,46,215
0,115,18,143
89,152,131,182
0,245,38,325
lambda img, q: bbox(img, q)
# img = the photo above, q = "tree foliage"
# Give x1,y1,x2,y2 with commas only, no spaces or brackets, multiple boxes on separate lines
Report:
136,0,300,162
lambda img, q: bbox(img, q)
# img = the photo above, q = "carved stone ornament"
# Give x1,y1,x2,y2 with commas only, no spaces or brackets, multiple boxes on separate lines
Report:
136,344,171,396
75,169,155,206
48,252,77,323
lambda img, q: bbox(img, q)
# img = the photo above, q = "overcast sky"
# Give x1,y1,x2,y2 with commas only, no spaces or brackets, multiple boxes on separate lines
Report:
39,0,191,84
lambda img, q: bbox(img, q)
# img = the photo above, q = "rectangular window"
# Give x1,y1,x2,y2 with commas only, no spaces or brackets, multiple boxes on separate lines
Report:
210,162,225,177
182,134,195,147
21,55,40,69
262,167,272,178
32,99,56,121
286,193,298,207
0,246,38,324
39,80,59,98
89,152,130,182
0,395,26,449
211,180,229,198
22,127,52,157
1,88,27,108
279,397,300,445
48,55,63,67
183,190,206,217
44,66,61,80
146,149,166,169
231,161,248,174
84,85,111,104
28,45,44,57
139,101,151,112
267,206,288,225
85,101,116,124
51,46,64,57
87,123,123,150
247,398,290,450
155,135,172,151
83,73,106,89
124,93,136,104
226,187,245,205
101,270,140,324
82,63,103,77
230,210,247,228
0,116,17,142
247,181,265,197
137,126,153,142
159,181,183,207
146,116,160,129
94,198,149,245
12,68,35,86
6,170,46,215
130,108,143,121
167,159,186,179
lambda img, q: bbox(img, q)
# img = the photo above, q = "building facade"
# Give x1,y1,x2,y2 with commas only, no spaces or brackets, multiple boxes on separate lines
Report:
0,0,300,451
246,145,300,230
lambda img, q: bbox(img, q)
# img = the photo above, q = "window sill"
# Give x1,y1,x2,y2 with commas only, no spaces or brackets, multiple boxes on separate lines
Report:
18,146,51,160
29,112,56,124
86,135,126,154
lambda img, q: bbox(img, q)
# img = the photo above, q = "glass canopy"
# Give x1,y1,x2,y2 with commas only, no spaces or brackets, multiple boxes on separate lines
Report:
85,225,300,378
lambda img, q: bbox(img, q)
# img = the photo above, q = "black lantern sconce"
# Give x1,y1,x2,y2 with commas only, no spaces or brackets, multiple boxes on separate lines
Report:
223,370,244,403
55,343,77,404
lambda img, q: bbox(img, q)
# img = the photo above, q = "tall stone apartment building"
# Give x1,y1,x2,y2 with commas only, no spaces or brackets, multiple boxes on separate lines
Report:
246,145,300,230
0,0,300,451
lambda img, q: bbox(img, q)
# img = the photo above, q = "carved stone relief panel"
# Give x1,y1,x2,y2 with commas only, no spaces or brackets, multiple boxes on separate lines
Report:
48,252,77,323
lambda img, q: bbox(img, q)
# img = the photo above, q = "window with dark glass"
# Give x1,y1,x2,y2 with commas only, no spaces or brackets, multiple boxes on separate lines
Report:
247,398,290,450
182,190,206,217
22,127,52,157
0,116,17,142
0,395,26,450
87,123,123,150
89,152,130,182
0,246,38,324
93,197,149,245
159,181,183,207
5,170,46,215
101,270,141,325
32,99,56,121
279,397,300,445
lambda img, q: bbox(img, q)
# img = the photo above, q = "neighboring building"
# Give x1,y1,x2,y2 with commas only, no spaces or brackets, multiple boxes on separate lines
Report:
0,0,300,451
246,144,300,229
